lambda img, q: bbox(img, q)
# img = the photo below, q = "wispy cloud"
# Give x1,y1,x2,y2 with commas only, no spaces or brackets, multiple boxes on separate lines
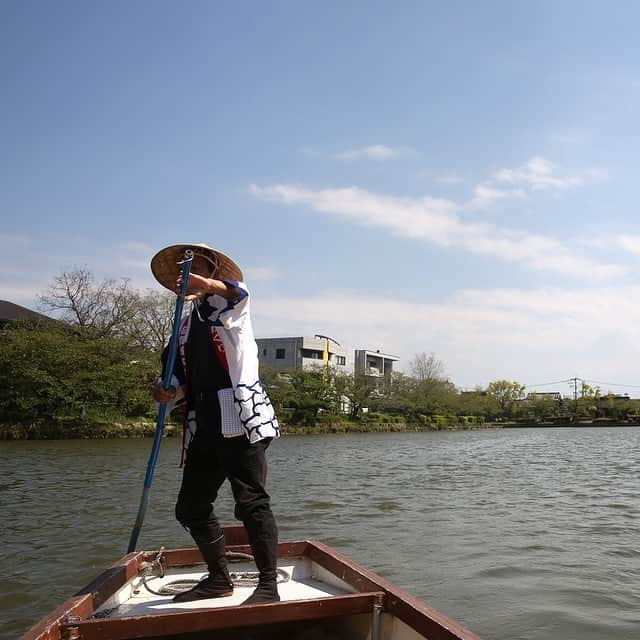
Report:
464,184,526,210
617,235,640,256
462,156,603,212
252,285,640,390
299,144,413,161
249,183,625,280
335,144,412,161
492,156,585,191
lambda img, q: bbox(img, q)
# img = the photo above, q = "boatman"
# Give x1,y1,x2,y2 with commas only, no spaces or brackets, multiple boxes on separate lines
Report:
150,243,281,604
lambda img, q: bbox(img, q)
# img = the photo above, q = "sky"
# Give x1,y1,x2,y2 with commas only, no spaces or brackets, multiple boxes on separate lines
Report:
3,1,640,397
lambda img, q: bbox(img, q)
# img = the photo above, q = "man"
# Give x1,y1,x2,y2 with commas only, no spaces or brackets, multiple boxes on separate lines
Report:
151,243,280,604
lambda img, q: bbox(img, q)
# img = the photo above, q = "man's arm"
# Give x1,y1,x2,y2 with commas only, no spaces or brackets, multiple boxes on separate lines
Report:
179,273,241,301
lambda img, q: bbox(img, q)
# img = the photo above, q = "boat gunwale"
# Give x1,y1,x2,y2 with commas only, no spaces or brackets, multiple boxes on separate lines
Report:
20,526,480,640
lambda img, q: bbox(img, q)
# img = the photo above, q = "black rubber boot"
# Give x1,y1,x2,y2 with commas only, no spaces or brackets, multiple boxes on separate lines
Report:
241,510,280,605
173,537,233,602
242,576,280,604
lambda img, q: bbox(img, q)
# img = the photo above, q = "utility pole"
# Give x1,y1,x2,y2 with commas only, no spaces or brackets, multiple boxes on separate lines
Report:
569,377,580,421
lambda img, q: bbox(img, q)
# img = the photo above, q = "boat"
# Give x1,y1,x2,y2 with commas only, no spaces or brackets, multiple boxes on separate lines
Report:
20,525,480,640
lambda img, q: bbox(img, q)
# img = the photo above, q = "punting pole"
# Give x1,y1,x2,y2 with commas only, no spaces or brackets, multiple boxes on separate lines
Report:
127,249,194,553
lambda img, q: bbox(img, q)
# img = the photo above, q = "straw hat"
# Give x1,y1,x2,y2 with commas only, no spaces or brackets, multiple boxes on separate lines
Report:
150,243,243,291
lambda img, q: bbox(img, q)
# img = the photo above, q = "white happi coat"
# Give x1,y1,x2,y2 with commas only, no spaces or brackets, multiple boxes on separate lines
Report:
168,281,280,445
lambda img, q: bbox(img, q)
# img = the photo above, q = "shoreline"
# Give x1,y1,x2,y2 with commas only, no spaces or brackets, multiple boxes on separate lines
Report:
1,419,639,440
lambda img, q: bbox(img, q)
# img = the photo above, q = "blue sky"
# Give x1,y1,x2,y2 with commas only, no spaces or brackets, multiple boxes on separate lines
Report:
3,1,640,395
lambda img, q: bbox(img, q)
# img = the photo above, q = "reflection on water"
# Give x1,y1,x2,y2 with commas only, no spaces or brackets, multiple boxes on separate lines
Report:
2,428,640,640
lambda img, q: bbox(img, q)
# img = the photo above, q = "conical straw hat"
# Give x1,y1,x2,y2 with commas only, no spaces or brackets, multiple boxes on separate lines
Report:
150,243,243,291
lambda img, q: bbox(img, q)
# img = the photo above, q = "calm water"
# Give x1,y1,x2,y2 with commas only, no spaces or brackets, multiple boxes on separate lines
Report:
2,428,640,640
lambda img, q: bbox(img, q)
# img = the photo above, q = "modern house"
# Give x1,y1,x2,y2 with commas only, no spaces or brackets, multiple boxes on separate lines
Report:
354,349,399,394
256,335,351,373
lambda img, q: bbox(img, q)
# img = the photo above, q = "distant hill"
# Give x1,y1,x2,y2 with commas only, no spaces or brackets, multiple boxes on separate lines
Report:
0,300,52,327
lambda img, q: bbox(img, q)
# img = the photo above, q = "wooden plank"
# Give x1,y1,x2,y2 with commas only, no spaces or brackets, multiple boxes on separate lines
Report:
21,530,481,640
19,595,95,640
306,541,480,640
75,553,144,611
20,553,144,640
306,540,385,593
59,592,384,640
384,591,480,640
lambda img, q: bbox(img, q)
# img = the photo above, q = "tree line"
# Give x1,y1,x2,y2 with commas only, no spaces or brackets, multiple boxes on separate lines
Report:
1,268,638,437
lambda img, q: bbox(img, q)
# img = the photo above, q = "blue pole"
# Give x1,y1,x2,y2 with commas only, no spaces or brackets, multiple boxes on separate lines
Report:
127,250,194,553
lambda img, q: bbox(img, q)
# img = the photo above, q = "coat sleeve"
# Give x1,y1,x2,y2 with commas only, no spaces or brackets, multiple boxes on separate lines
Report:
197,281,250,330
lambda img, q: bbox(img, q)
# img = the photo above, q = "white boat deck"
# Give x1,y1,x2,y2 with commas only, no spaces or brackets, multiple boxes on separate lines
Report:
94,556,355,619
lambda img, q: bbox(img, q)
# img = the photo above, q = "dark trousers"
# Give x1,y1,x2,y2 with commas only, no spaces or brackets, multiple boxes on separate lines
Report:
175,429,276,550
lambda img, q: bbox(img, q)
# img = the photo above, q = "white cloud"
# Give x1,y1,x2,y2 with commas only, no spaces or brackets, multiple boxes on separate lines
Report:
252,285,640,392
492,156,584,191
617,235,640,256
249,183,625,280
464,184,526,210
299,144,414,161
461,156,604,212
336,145,409,161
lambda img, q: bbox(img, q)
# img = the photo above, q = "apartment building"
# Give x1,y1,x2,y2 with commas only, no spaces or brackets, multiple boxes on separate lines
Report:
256,335,351,373
354,349,399,394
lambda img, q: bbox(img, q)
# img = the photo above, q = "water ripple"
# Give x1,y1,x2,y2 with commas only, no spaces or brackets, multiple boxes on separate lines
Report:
3,428,640,640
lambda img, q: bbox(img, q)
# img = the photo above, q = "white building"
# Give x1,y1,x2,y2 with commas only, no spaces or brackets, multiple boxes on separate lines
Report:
256,335,351,373
354,349,399,394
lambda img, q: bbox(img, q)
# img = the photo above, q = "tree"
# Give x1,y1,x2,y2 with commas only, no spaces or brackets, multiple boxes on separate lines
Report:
486,380,525,418
456,388,498,421
258,365,293,417
526,393,558,422
0,319,156,427
409,352,446,382
38,267,140,338
576,381,602,419
38,267,176,352
332,370,375,419
283,367,334,424
126,289,176,353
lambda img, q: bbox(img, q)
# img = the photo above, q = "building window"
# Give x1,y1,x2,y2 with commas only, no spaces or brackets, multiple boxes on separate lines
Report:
335,355,346,365
276,348,286,359
263,348,267,356
302,349,321,359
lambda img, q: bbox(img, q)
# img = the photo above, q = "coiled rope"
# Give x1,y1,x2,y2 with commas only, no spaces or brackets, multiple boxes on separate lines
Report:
139,549,290,597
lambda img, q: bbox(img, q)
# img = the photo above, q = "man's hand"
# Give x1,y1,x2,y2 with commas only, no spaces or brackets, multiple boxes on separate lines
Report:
153,384,177,404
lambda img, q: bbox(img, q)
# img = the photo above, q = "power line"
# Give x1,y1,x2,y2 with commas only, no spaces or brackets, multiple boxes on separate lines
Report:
524,377,640,392
524,378,573,388
581,378,640,389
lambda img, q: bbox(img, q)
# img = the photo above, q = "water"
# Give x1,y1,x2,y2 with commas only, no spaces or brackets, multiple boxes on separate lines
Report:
2,428,640,640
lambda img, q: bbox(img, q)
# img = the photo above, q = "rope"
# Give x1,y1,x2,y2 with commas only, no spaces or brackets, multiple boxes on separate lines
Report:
138,549,290,597
145,568,290,597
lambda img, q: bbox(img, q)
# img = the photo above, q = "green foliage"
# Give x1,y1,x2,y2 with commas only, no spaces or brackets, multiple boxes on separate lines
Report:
0,319,156,429
486,380,526,418
285,367,334,424
332,370,375,419
260,365,337,425
7,288,634,438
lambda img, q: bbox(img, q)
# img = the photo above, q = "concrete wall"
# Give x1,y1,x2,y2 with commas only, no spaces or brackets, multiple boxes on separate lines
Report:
256,336,351,372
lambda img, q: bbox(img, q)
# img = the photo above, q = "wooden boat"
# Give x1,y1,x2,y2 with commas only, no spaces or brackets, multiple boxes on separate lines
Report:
20,525,480,640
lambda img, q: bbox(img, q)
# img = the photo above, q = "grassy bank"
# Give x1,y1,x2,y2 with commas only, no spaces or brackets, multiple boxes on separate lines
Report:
0,419,493,440
0,420,174,440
